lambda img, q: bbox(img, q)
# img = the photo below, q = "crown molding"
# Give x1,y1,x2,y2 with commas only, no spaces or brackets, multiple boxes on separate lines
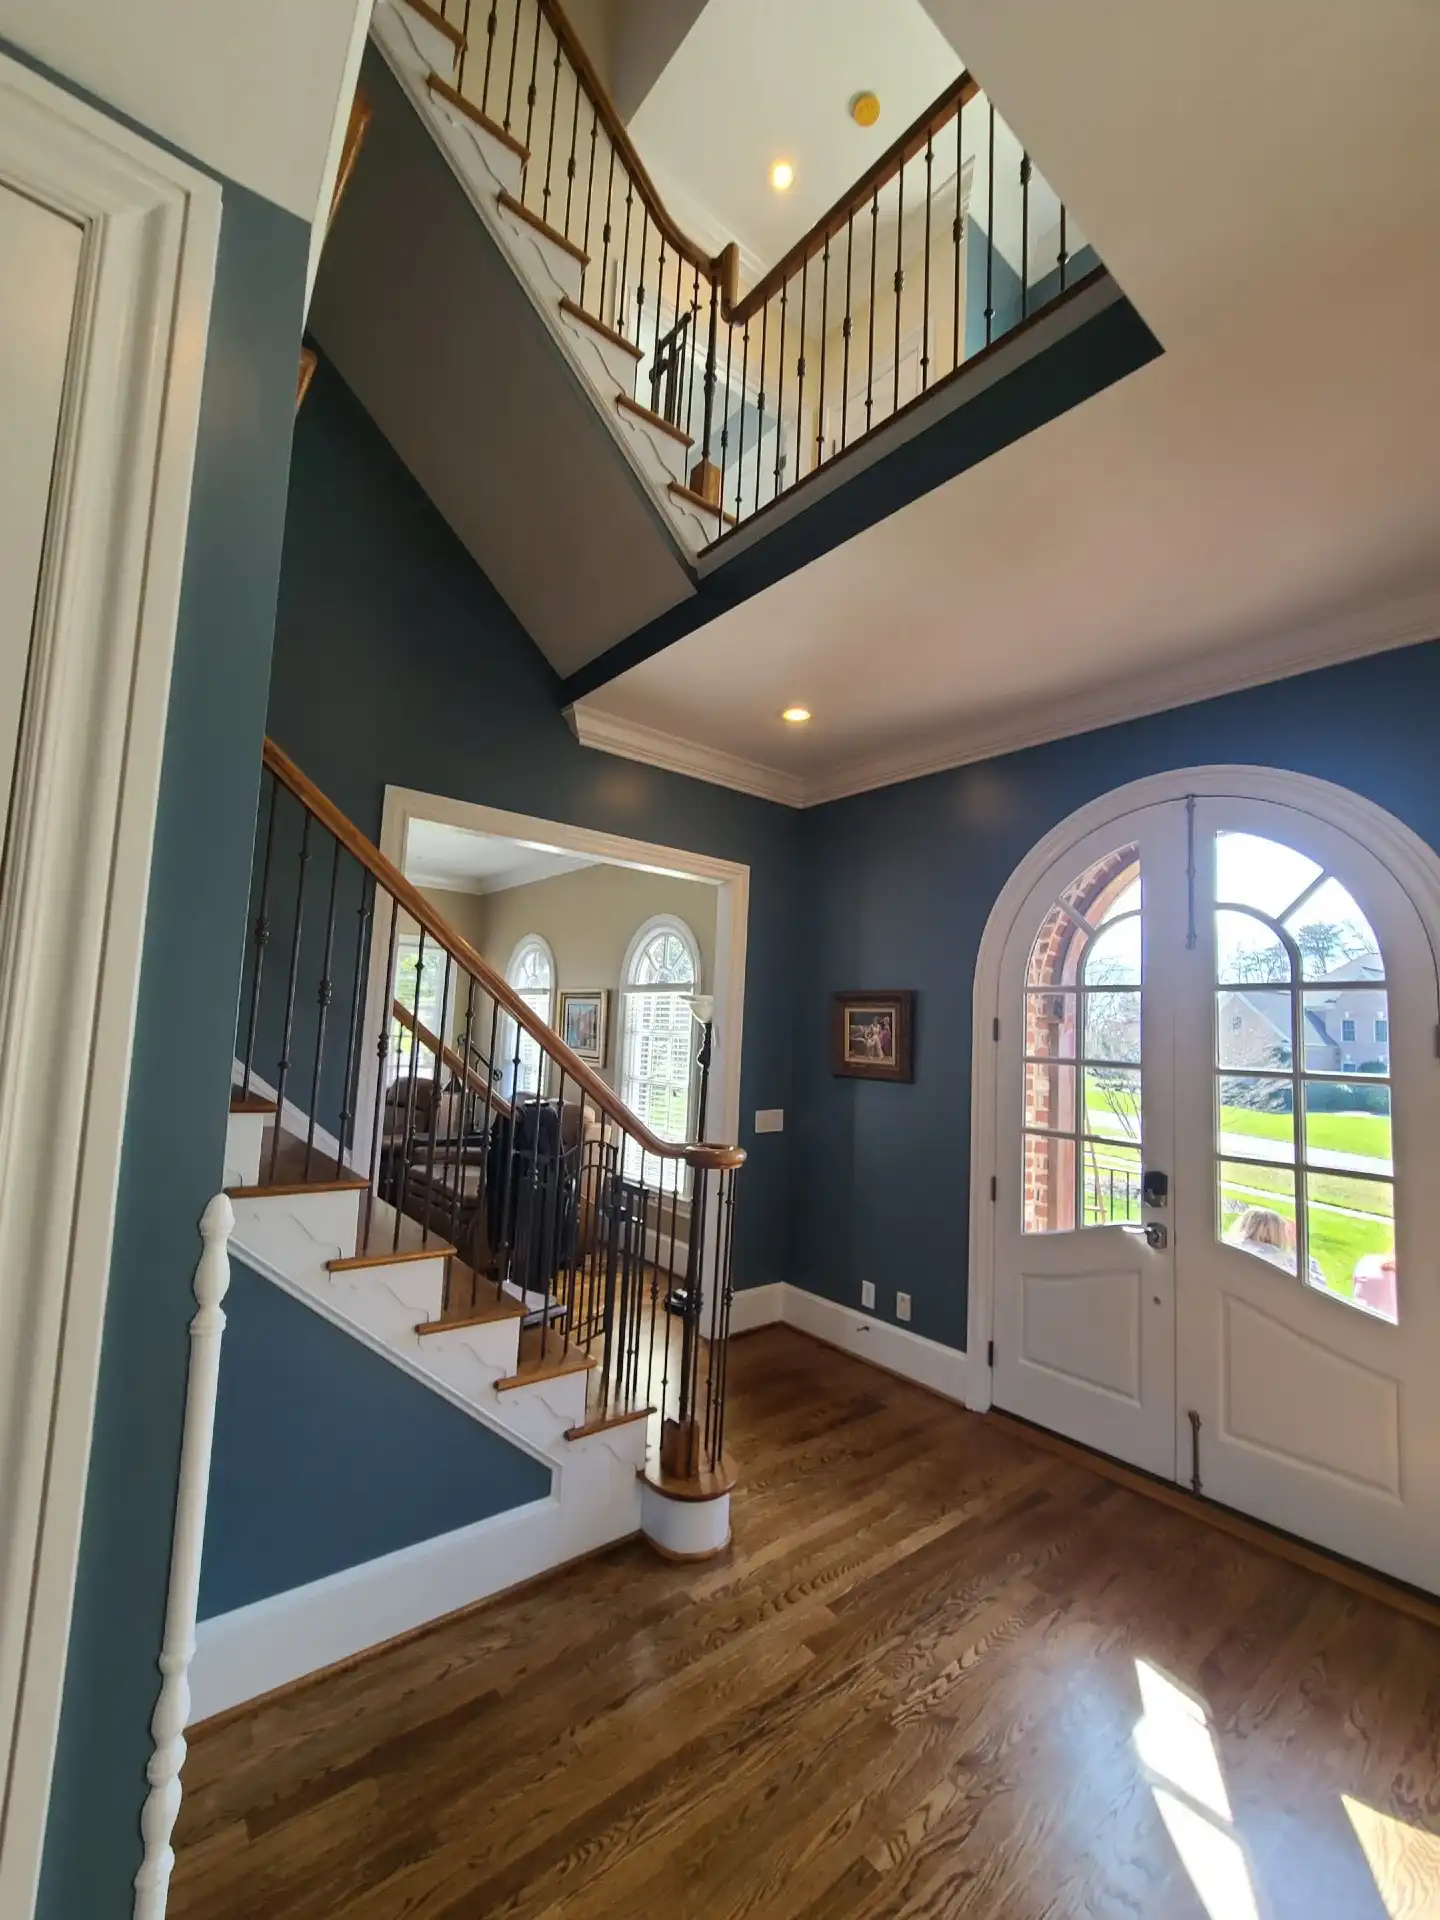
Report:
569,589,1440,812
566,705,807,808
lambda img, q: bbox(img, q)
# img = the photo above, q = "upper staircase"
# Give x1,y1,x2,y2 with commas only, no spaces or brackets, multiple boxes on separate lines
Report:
311,0,1102,679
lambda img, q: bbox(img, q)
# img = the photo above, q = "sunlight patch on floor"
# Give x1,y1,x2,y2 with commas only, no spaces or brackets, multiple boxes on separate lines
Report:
1132,1658,1261,1920
1344,1795,1440,1918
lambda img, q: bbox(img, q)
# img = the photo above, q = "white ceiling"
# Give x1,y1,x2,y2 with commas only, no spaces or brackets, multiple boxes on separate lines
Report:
406,820,598,895
579,0,1440,803
630,0,962,276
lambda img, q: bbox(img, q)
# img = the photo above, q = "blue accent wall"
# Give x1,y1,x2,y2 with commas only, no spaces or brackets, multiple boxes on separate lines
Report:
266,356,801,1296
198,1264,551,1617
790,640,1440,1350
10,57,312,1920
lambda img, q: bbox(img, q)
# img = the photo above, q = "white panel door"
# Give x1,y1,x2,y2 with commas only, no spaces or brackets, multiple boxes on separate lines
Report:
0,182,80,821
992,804,1184,1477
1174,796,1440,1591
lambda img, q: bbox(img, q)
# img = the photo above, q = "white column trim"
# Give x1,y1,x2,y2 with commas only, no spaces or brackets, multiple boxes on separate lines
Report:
133,1196,234,1920
0,52,221,1917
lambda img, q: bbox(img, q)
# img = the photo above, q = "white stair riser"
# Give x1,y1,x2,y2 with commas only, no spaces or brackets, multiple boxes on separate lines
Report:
327,1257,451,1335
557,306,641,402
383,0,460,82
224,1110,268,1190
230,1190,363,1285
428,90,526,201
495,198,585,307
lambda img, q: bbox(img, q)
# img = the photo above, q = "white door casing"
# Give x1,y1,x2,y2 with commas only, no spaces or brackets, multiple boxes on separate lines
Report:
0,52,220,1918
972,768,1440,1591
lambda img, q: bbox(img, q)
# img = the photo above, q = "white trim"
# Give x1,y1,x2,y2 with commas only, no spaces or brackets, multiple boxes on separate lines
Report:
965,766,1440,1417
305,1,375,312
134,1196,234,1920
726,1282,974,1404
567,705,807,809
0,55,221,1917
570,589,1440,811
361,787,750,1177
621,912,702,994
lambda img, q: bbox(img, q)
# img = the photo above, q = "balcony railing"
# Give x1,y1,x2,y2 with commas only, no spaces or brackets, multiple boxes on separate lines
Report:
432,0,1097,539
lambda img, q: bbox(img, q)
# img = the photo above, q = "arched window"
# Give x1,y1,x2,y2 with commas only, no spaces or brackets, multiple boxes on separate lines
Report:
505,934,554,1097
619,916,700,1183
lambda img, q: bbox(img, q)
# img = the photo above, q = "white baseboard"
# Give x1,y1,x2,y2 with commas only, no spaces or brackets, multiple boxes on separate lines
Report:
188,1479,636,1722
729,1282,974,1406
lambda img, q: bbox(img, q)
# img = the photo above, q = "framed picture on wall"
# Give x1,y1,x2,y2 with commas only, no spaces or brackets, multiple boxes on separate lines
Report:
559,989,609,1066
831,990,914,1081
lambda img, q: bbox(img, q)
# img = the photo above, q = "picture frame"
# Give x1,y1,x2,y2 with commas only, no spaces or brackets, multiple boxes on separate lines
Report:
558,988,609,1066
831,990,915,1082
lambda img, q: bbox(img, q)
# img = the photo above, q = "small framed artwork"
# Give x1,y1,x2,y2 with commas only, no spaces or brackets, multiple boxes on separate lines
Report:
559,989,609,1066
832,991,915,1082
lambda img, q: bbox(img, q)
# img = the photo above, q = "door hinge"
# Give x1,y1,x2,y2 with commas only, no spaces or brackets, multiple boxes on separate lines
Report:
1188,1408,1202,1494
992,1016,1000,1042
987,1339,995,1368
990,1174,997,1202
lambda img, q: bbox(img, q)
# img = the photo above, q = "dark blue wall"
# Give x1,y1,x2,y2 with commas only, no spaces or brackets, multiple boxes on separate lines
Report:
198,1265,551,1617
791,640,1440,1349
24,109,310,1920
267,357,802,1294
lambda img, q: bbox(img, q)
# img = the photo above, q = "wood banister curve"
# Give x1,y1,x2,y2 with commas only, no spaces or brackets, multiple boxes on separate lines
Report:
263,738,743,1173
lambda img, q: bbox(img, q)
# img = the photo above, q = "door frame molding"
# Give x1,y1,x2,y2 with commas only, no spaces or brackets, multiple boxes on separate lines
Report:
0,51,220,1915
967,765,1440,1413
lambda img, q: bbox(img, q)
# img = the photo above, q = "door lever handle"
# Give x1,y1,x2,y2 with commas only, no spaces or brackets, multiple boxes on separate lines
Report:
1144,1222,1168,1250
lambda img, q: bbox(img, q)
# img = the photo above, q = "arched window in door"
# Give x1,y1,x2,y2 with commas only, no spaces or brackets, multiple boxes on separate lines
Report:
1022,844,1142,1235
1212,831,1395,1321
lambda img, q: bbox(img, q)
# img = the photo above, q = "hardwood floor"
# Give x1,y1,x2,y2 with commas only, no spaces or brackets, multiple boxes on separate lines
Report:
170,1328,1440,1918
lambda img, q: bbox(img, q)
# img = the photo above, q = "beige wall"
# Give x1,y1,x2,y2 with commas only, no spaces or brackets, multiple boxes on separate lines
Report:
425,864,717,1092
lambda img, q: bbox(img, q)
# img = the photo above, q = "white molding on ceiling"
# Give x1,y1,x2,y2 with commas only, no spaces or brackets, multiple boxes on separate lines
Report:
571,588,1440,812
566,704,808,808
411,852,596,896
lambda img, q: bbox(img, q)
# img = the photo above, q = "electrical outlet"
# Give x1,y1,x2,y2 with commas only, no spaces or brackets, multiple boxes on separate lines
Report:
860,1279,875,1310
896,1291,912,1323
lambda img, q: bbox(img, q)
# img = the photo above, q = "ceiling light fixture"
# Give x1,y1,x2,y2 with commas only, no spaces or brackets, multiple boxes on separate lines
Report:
850,91,880,128
781,706,812,724
769,159,794,192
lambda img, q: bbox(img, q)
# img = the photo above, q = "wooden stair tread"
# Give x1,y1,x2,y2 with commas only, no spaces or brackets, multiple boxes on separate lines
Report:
416,1292,526,1336
496,190,588,266
227,1123,369,1198
425,76,527,162
330,1197,454,1271
669,481,737,525
229,1090,277,1116
565,1403,654,1441
616,392,692,447
641,1449,739,1501
405,0,465,53
558,296,643,360
496,1325,597,1391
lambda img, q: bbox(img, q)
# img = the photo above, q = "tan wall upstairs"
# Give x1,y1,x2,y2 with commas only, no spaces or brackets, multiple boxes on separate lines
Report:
423,864,718,1093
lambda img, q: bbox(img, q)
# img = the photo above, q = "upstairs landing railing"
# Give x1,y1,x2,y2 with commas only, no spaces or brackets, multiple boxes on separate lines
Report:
426,0,1098,538
236,739,742,1478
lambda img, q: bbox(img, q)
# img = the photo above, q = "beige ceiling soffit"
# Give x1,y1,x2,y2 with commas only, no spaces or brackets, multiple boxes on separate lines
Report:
802,588,1440,807
567,706,807,808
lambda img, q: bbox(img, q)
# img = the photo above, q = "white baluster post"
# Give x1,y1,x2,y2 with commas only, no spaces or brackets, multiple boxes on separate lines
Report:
133,1192,234,1919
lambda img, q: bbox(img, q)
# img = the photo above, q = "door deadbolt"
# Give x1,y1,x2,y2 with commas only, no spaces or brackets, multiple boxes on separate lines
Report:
1142,1168,1169,1209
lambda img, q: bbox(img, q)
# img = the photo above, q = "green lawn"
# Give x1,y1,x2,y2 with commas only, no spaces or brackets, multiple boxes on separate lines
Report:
1218,1104,1390,1160
1218,1177,1391,1299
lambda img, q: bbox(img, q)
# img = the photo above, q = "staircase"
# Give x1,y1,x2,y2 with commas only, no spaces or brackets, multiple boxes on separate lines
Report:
199,739,743,1714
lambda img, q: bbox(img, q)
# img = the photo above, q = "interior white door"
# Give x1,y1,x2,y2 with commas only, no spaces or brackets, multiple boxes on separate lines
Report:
1174,797,1440,1592
992,805,1184,1477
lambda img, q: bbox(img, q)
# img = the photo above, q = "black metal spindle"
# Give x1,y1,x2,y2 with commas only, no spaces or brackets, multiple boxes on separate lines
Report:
267,809,313,1183
985,100,995,346
521,4,543,190
866,191,879,429
579,105,599,306
599,144,617,321
240,773,279,1100
953,90,963,370
396,928,427,1220
337,870,375,1171
684,261,702,449
672,248,686,428
417,953,453,1251
840,212,854,451
753,302,768,517
541,32,562,221
815,235,830,469
1020,151,1031,318
480,1,499,119
303,836,343,1181
563,61,582,234
773,279,788,500
892,160,905,416
1058,202,1069,291
717,315,734,520
921,134,933,390
794,256,808,482
502,0,523,134
734,320,749,522
652,236,667,372
364,895,400,1246
457,0,474,94
618,181,634,337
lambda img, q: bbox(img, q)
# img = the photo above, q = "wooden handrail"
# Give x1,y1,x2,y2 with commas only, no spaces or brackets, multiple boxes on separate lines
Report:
390,999,514,1118
727,71,980,325
263,738,743,1173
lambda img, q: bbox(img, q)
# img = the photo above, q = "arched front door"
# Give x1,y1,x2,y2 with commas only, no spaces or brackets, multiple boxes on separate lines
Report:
988,778,1440,1591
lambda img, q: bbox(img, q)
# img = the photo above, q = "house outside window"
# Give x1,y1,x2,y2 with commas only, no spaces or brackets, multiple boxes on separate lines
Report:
1341,1016,1356,1042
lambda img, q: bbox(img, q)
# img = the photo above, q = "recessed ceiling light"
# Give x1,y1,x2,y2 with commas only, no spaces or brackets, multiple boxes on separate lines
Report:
850,92,880,128
781,706,812,724
769,160,795,192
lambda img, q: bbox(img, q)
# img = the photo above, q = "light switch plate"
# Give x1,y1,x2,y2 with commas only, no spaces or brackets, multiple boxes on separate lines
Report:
754,1109,784,1133
860,1279,875,1310
896,1291,912,1323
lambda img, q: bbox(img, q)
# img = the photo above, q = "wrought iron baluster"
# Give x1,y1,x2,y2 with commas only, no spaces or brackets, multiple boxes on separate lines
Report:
397,928,427,1231
418,954,454,1251
480,1,499,120
773,278,788,500
985,100,996,346
892,159,905,416
337,869,374,1173
866,191,879,430
268,808,313,1183
521,4,542,190
598,144,617,322
1020,150,1031,318
921,134,934,391
303,836,343,1181
1058,202,1069,291
457,0,474,94
579,105,599,306
953,90,963,370
794,256,808,483
734,320,749,523
840,211,854,451
563,60,582,233
541,30,562,221
618,181,635,337
241,771,279,1101
816,234,830,470
753,302,768,518
364,895,401,1248
502,0,523,134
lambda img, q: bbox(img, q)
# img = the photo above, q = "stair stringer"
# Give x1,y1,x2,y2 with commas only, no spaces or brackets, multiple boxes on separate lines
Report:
370,0,719,557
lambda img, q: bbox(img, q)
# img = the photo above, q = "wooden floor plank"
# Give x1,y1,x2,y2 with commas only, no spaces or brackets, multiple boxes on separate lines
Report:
170,1328,1440,1919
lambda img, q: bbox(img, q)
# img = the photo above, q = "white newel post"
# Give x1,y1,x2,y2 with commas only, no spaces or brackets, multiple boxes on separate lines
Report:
133,1192,234,1919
